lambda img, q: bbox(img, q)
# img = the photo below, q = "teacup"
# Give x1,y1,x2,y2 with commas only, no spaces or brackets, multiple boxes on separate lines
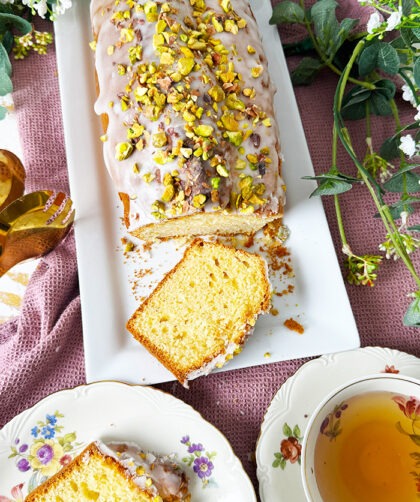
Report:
301,373,420,502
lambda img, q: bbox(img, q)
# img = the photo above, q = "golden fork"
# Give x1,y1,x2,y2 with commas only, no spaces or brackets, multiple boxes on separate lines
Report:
0,190,75,276
0,149,26,212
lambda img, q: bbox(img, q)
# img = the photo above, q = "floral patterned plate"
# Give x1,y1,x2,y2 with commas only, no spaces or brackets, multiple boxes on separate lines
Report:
0,381,256,501
255,346,420,501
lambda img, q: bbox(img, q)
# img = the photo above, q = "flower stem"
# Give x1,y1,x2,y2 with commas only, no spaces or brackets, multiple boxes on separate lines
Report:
333,42,420,288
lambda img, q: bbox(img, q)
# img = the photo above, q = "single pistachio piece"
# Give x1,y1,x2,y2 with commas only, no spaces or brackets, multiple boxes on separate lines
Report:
152,132,168,148
208,85,225,103
163,172,173,186
156,19,167,34
216,164,229,177
160,51,174,65
192,193,207,208
188,39,207,50
143,172,156,183
132,163,140,174
235,159,247,170
117,64,127,76
115,142,134,161
220,0,231,13
127,123,145,139
221,112,239,132
237,18,247,29
161,184,175,202
194,124,214,137
225,94,245,111
224,19,238,34
183,110,196,123
262,118,272,127
246,153,259,164
240,205,255,214
144,0,158,22
210,176,221,189
226,131,243,146
100,134,108,142
239,175,253,189
180,147,193,158
107,45,114,55
178,57,195,76
212,16,224,32
247,45,256,54
251,66,264,78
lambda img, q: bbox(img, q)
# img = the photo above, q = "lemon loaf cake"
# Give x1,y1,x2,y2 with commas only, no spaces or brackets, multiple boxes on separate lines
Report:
126,239,271,386
90,0,285,242
25,440,191,502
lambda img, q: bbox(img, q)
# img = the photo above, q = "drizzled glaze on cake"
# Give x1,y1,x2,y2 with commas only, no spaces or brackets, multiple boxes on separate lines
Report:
95,441,190,499
91,0,285,236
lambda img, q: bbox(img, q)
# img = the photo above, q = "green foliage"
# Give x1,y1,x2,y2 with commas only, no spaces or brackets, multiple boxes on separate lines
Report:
358,41,400,76
290,56,323,85
404,292,420,326
270,1,305,25
271,0,420,326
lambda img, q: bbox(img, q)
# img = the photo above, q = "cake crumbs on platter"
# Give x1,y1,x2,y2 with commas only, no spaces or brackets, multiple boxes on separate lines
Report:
283,317,305,334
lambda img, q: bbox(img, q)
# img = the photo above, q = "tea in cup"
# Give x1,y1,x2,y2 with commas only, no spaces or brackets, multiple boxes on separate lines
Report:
301,373,420,502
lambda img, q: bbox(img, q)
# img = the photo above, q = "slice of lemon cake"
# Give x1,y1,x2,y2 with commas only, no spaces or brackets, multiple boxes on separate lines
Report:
24,441,190,502
126,239,271,386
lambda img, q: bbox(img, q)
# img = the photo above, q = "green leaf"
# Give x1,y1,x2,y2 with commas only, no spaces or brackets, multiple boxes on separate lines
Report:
0,68,12,95
310,0,357,60
380,135,401,161
310,178,353,196
408,225,420,232
413,58,420,88
291,57,323,85
402,0,416,16
375,79,396,100
283,423,293,437
0,106,6,120
1,30,14,54
0,43,11,76
370,91,393,116
270,1,305,25
0,13,32,35
386,198,417,219
358,42,400,76
405,295,420,327
303,172,360,183
383,171,420,193
280,457,287,470
293,424,301,438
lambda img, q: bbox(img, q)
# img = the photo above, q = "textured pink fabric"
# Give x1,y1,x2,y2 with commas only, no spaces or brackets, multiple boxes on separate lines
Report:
1,4,420,497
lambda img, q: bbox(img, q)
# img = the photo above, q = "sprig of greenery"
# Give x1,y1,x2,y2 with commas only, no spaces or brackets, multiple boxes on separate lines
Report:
271,0,420,326
0,0,70,118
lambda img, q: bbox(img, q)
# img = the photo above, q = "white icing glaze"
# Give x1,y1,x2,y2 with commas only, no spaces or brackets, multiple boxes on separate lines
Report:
90,0,285,231
95,440,189,499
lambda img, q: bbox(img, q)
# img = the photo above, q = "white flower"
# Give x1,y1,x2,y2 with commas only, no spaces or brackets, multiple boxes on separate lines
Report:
21,0,48,18
402,84,417,106
0,0,14,4
0,94,14,111
414,105,420,122
367,12,382,34
399,134,418,157
52,0,72,16
386,7,402,31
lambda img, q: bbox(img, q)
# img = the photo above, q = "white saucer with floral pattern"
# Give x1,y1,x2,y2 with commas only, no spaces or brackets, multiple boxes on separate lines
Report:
0,381,256,501
256,346,420,501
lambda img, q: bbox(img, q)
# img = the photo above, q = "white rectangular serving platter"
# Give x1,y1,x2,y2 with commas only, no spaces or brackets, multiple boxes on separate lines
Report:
54,0,360,385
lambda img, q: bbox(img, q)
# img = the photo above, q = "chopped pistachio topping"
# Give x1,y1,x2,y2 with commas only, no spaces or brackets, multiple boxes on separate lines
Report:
115,142,134,161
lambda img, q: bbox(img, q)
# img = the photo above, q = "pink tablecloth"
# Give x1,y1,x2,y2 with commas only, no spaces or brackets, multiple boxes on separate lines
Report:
1,3,420,497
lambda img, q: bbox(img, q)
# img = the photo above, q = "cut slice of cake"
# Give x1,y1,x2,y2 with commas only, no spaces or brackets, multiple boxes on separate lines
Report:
24,440,190,502
126,239,271,387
